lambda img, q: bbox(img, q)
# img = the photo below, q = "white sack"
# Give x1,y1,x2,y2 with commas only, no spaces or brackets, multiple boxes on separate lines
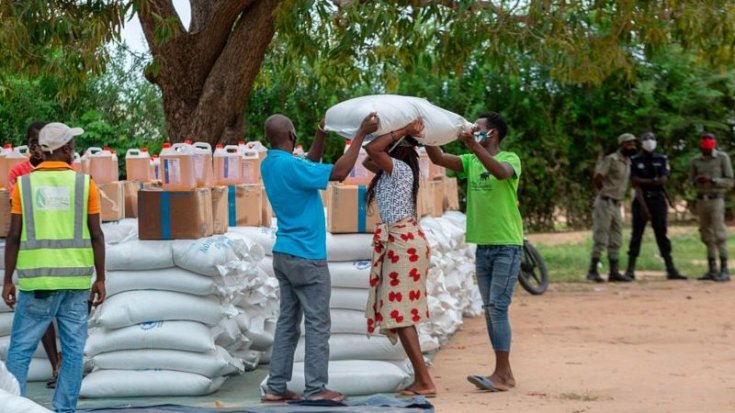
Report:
0,336,45,359
80,370,226,398
329,309,367,335
101,219,138,244
172,234,264,277
0,388,53,413
228,227,276,255
106,240,173,271
91,291,234,329
85,321,215,356
0,361,19,395
260,257,371,290
294,334,408,362
0,301,12,313
105,269,217,297
330,288,369,311
27,359,53,382
0,312,13,336
91,346,243,378
324,94,471,146
259,360,411,396
244,230,373,261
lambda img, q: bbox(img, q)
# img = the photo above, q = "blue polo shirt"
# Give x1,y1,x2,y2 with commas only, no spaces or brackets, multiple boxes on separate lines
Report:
261,149,333,260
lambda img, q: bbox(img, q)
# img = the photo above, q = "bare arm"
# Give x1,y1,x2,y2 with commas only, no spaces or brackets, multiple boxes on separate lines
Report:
330,113,379,182
459,132,514,180
425,146,463,173
363,157,380,174
364,118,424,175
594,174,604,191
88,214,106,306
2,214,22,308
305,120,326,162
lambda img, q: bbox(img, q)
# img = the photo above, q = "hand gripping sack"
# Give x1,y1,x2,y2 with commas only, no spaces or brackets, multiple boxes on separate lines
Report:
324,94,472,146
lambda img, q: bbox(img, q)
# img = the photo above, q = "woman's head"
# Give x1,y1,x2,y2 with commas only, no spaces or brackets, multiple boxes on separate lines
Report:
365,136,421,210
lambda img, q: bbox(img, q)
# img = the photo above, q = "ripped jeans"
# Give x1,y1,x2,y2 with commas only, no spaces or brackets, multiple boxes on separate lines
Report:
475,245,521,352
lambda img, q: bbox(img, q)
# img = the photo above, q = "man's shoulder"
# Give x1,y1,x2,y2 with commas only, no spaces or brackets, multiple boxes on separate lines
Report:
715,150,732,160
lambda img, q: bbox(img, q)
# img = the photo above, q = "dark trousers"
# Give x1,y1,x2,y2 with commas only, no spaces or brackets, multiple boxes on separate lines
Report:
628,191,672,259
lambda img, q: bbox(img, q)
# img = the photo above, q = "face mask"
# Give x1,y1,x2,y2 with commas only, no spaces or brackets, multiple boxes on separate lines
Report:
473,131,488,143
700,138,716,151
642,140,657,152
622,147,637,157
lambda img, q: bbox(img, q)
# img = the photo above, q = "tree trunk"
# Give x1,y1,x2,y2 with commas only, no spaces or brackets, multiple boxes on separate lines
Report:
137,0,280,145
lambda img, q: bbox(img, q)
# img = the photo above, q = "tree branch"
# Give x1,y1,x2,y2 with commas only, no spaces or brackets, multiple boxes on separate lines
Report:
137,0,185,54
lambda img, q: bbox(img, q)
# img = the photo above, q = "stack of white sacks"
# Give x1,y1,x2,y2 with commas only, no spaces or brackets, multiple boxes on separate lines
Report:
235,211,482,396
0,243,56,384
79,219,279,398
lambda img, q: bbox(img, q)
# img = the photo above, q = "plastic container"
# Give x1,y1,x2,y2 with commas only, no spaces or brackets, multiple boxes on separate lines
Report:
213,144,242,186
293,145,305,157
160,143,197,190
85,147,115,184
0,145,18,188
109,148,120,182
343,141,373,185
125,148,153,182
192,142,214,188
15,145,30,158
246,141,268,160
72,152,82,171
241,149,262,184
151,155,160,181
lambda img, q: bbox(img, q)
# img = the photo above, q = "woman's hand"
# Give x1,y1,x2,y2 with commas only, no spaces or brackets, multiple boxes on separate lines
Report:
405,117,424,137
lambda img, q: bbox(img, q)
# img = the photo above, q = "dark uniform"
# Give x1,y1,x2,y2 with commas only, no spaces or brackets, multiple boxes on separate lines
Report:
626,151,684,279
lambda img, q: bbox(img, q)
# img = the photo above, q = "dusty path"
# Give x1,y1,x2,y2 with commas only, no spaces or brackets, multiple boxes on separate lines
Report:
430,281,735,413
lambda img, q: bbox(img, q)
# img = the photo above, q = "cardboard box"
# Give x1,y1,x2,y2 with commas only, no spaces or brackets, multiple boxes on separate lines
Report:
417,180,432,217
123,181,142,218
326,184,380,233
211,186,229,234
429,179,444,217
0,189,10,237
138,188,213,240
418,148,446,181
226,184,263,227
444,177,460,211
261,185,272,228
98,182,125,222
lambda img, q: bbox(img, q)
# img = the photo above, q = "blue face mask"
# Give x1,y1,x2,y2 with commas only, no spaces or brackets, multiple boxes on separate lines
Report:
473,131,488,142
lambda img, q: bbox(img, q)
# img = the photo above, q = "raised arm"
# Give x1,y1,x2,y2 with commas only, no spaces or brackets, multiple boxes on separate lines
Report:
364,118,424,175
425,146,463,173
305,119,326,162
458,129,514,180
330,113,379,182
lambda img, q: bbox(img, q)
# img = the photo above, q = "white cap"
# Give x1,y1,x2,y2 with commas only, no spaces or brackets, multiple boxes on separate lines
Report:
39,122,84,153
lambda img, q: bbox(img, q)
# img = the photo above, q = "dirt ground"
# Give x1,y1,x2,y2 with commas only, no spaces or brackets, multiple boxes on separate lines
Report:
430,281,735,413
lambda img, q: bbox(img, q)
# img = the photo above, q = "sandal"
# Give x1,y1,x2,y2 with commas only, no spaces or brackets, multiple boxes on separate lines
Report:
261,390,302,403
399,388,437,398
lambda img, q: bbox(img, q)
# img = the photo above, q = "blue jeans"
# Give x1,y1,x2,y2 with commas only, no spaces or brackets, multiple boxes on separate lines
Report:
6,290,89,413
475,245,521,352
267,253,331,398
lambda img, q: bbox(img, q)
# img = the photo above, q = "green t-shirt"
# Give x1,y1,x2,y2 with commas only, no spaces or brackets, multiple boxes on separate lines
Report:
459,152,523,246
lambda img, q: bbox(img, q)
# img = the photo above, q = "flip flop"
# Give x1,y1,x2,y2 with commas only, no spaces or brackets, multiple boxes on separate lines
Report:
467,375,507,392
399,388,437,399
260,391,302,403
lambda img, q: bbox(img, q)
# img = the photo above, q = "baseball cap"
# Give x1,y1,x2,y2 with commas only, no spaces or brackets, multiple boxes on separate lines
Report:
39,122,84,153
617,133,636,145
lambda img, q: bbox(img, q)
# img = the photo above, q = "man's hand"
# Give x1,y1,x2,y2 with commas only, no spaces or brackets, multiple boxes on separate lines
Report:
90,280,106,307
405,117,424,137
2,282,16,309
695,175,711,184
318,119,326,135
458,128,476,148
357,112,379,136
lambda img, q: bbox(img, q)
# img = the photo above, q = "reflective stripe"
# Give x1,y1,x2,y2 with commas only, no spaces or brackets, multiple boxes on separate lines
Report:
20,172,88,250
17,267,94,278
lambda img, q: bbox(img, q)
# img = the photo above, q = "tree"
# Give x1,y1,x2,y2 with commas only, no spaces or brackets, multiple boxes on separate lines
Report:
2,1,735,145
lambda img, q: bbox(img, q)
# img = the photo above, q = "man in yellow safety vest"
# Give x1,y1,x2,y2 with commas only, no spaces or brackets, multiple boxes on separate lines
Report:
2,122,106,413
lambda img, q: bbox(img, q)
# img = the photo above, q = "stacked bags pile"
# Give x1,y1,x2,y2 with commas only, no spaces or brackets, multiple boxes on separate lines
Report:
0,360,52,412
236,211,482,396
79,220,279,398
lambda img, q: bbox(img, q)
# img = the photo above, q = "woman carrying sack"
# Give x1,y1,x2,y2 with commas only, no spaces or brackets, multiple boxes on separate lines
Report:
362,117,436,398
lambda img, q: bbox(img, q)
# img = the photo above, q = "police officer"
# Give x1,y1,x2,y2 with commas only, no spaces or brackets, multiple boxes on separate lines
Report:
625,132,686,280
587,133,638,282
691,133,733,281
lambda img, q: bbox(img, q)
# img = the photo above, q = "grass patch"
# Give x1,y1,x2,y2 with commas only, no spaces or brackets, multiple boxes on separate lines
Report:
531,226,729,283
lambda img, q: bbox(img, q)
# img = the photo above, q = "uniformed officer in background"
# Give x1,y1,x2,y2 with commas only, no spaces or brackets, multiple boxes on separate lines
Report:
690,133,733,282
587,133,638,282
625,132,686,280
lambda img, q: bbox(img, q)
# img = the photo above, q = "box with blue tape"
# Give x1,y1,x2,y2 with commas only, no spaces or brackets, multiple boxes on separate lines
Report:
137,188,214,240
326,184,380,234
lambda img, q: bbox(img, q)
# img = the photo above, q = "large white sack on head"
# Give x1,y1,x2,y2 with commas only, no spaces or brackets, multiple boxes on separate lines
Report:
0,361,19,395
101,219,138,244
80,370,226,398
91,291,234,329
0,336,45,359
330,288,369,311
294,334,408,362
85,321,216,356
0,388,52,413
105,269,217,297
0,313,13,336
324,95,471,146
106,240,174,271
259,360,412,397
173,234,264,277
91,346,243,378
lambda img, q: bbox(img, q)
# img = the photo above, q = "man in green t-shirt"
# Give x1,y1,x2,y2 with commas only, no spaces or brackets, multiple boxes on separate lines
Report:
426,112,522,393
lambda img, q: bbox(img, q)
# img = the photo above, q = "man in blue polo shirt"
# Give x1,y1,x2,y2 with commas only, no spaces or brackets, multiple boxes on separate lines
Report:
260,113,378,403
